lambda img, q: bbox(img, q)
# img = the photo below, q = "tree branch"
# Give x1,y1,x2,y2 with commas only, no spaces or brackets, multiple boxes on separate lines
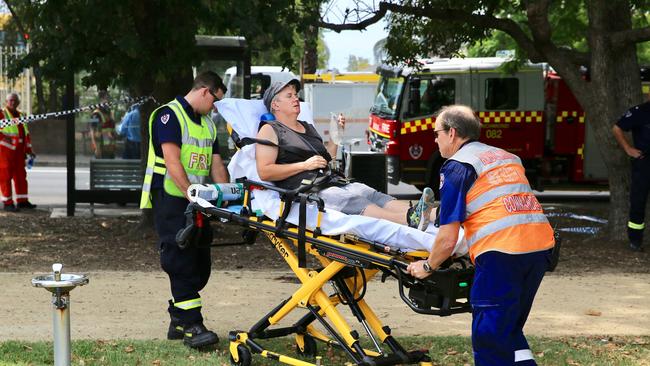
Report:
610,26,650,47
524,1,589,67
318,1,389,32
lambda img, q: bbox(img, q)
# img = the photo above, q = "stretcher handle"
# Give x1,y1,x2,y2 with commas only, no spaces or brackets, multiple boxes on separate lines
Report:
393,265,447,316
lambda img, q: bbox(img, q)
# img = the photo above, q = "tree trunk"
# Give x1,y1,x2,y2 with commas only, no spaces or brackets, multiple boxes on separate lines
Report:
47,80,59,112
559,1,642,242
33,68,46,114
303,24,319,74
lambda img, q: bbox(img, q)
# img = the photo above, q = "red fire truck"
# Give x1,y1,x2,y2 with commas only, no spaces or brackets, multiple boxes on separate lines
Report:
368,57,649,194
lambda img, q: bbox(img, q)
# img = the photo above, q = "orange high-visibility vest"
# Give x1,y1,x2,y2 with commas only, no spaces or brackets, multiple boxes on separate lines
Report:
445,142,555,262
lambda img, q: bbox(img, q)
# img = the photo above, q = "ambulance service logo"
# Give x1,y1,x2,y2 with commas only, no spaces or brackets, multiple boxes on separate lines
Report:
408,144,423,159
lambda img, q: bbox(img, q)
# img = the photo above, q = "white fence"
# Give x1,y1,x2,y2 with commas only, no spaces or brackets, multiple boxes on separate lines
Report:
0,45,31,114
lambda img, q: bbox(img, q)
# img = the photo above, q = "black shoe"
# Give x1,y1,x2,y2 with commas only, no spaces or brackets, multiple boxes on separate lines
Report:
3,204,18,212
17,201,37,209
183,323,219,348
167,319,184,340
629,242,644,252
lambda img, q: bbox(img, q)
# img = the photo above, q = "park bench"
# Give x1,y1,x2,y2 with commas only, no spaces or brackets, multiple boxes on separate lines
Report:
86,159,143,212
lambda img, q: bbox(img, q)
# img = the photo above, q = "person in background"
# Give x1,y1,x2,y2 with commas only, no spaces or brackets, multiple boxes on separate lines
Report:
612,89,650,252
0,92,37,211
90,90,116,159
116,103,142,159
407,105,555,366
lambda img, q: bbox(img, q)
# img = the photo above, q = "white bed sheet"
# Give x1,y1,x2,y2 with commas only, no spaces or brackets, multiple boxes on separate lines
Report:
214,98,467,255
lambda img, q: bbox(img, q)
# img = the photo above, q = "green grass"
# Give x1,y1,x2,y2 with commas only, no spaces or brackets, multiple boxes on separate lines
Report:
1,336,649,365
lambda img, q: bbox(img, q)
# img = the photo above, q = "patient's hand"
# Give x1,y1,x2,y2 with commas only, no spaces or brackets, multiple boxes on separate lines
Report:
302,155,328,171
337,113,346,130
406,260,433,279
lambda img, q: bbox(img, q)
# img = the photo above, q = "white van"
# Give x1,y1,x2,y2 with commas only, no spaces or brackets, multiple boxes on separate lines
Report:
223,66,297,99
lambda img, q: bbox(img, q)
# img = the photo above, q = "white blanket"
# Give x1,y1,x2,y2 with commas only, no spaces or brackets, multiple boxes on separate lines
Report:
214,98,467,255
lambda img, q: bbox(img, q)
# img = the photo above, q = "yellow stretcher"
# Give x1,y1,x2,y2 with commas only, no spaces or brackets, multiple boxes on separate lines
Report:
186,180,474,366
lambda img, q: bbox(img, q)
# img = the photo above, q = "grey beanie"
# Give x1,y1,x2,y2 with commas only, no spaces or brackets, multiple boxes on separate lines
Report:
262,79,301,112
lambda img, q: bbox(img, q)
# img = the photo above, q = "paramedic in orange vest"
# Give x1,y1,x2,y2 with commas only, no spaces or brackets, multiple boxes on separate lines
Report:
0,92,36,212
407,105,555,366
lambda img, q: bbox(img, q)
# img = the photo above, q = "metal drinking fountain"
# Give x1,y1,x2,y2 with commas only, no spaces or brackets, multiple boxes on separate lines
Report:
32,263,89,366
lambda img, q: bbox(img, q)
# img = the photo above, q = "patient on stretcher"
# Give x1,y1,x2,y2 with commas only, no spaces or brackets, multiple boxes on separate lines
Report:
256,79,436,231
209,88,466,255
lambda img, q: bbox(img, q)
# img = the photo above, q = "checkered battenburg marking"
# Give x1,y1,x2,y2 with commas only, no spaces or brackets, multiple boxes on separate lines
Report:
399,111,545,135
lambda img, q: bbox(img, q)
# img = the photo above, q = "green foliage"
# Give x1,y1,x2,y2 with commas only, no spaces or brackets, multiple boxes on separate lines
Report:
5,0,328,97
380,1,648,67
8,0,207,91
347,54,372,71
253,30,330,71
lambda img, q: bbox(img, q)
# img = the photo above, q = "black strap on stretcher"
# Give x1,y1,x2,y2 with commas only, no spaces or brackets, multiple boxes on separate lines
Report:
298,194,308,268
239,178,326,269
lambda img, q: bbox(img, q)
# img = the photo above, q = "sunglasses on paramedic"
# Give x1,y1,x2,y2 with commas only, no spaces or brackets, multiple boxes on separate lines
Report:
207,88,222,102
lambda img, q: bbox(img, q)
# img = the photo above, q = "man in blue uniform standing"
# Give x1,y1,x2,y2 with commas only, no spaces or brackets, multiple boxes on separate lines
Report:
140,71,229,348
612,90,650,252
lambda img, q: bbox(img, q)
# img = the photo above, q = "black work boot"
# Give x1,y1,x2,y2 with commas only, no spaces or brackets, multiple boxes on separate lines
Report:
629,242,644,252
167,318,184,340
166,300,184,340
183,323,219,348
17,201,37,209
3,204,18,212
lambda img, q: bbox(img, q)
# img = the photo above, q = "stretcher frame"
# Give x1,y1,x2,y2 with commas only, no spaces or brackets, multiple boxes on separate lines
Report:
188,179,474,366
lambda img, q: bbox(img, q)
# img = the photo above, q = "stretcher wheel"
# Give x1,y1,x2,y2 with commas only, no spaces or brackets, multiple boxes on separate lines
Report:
229,344,252,366
296,334,317,358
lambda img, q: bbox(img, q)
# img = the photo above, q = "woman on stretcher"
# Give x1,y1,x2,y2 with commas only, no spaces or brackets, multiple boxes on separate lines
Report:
256,79,435,231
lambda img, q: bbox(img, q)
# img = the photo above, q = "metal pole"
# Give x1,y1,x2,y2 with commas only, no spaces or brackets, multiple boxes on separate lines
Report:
32,264,88,366
65,74,76,216
52,291,71,366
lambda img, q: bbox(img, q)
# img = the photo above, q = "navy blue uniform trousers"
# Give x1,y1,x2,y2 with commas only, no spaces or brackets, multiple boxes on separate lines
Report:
629,157,650,245
470,250,551,366
152,189,212,325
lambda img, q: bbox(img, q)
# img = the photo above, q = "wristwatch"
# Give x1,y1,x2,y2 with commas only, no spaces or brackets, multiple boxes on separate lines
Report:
422,261,433,273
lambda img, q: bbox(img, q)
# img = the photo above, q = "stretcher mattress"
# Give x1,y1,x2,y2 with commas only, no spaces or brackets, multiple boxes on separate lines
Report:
214,98,468,255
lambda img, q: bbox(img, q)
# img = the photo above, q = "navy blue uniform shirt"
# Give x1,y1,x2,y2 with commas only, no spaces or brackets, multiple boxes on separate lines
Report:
616,101,650,154
438,160,477,226
151,96,220,189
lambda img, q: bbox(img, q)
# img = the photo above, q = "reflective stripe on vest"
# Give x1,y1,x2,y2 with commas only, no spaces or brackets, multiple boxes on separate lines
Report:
0,108,27,149
446,142,554,262
139,99,216,208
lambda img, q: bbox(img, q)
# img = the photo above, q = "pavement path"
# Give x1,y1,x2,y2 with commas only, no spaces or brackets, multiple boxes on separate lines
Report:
4,271,649,341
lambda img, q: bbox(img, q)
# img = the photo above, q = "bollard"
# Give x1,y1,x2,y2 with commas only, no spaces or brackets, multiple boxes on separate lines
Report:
32,263,89,366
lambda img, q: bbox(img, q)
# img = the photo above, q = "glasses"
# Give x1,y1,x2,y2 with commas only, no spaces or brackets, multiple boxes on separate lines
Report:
433,128,448,138
207,88,221,102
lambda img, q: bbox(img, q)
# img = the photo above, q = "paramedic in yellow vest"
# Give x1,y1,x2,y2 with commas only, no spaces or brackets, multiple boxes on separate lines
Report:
140,71,229,349
407,105,555,366
90,91,116,159
0,92,37,212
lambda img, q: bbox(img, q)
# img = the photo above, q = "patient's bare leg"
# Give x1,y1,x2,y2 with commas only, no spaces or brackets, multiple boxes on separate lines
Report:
361,200,410,225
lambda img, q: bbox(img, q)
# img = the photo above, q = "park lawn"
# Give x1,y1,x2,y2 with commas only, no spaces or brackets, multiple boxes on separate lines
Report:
0,335,649,365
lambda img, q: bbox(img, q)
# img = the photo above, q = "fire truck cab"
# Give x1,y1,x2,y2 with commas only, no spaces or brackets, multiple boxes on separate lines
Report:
369,57,569,194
